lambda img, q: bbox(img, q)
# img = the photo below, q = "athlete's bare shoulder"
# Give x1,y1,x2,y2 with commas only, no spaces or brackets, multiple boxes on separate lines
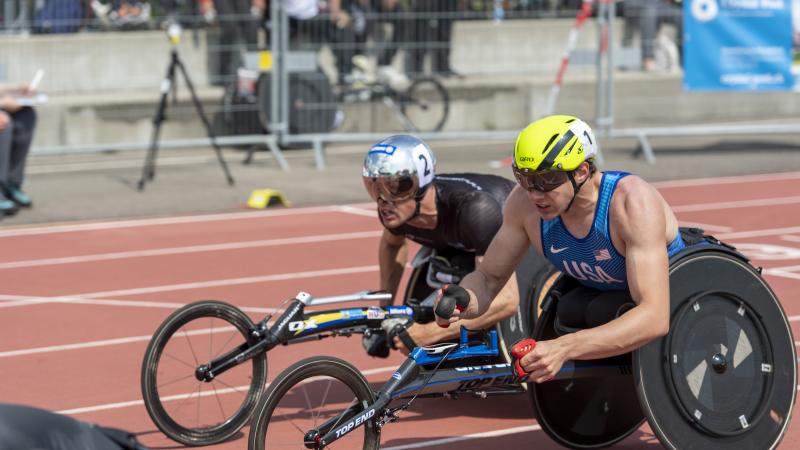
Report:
610,174,668,244
613,174,673,212
504,185,540,224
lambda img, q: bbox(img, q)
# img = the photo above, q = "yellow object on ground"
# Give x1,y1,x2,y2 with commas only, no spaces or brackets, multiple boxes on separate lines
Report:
247,189,290,209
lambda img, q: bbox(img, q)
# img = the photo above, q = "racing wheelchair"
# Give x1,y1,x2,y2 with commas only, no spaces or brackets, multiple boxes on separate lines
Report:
140,246,551,446
247,231,796,449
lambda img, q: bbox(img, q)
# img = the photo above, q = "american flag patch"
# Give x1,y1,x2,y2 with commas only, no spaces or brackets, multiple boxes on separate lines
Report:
594,248,611,261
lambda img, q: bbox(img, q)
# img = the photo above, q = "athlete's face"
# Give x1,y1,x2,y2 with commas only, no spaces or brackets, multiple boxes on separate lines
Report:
523,163,591,219
376,196,416,228
525,182,572,219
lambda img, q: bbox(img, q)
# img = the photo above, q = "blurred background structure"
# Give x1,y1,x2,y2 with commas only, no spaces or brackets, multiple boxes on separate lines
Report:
1,0,800,223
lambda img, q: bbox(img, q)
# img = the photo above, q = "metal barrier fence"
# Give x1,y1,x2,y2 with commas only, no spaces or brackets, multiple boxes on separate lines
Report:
9,1,795,167
0,0,608,165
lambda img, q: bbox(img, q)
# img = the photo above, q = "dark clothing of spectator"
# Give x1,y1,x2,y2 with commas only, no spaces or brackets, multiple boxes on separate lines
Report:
0,107,36,213
208,0,261,85
408,0,458,75
623,0,682,68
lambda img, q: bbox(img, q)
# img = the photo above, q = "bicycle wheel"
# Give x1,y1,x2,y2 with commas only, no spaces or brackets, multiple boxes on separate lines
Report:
141,300,267,446
400,78,449,132
248,356,380,450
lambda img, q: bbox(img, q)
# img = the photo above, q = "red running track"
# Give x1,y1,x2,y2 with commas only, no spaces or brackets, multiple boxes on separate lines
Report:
1,171,800,449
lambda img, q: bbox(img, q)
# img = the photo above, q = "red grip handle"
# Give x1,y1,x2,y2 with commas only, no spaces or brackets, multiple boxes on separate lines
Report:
511,338,536,378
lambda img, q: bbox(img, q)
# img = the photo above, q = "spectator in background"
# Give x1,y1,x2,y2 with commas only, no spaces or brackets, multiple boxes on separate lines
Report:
282,0,358,83
90,0,151,29
0,86,37,217
373,0,412,88
33,0,84,33
622,0,682,72
408,0,460,77
200,0,265,84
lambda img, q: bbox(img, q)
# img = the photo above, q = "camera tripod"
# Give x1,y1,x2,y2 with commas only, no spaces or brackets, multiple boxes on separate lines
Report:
138,47,235,190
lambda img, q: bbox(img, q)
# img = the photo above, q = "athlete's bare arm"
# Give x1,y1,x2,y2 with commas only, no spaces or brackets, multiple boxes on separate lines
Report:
452,188,533,321
378,229,408,306
557,176,671,360
395,255,520,351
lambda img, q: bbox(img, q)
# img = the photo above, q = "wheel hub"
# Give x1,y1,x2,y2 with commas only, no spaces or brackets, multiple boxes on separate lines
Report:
711,353,727,374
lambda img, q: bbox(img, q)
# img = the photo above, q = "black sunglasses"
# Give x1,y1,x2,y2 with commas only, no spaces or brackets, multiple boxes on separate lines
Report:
512,164,570,192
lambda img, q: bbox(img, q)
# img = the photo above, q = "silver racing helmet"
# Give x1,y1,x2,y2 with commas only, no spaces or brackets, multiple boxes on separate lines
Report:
362,135,437,203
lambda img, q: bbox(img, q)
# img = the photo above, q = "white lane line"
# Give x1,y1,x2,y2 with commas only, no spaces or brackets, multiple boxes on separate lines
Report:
677,221,734,233
72,265,380,299
765,269,800,281
336,205,377,218
0,326,236,359
782,235,800,243
719,226,800,240
0,230,381,270
382,425,543,450
57,365,396,416
0,264,379,309
673,196,800,213
653,171,800,188
0,203,375,238
0,294,279,315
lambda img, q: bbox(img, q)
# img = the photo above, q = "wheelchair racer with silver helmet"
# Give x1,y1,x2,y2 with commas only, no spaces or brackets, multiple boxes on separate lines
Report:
361,135,552,356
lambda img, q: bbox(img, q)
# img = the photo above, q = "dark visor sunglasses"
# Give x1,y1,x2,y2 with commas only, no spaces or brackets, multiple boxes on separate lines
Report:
512,164,570,193
363,175,419,202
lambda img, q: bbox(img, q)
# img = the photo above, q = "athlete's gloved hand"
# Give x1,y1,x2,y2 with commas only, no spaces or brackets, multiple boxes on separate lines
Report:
433,284,470,328
362,330,390,358
381,317,417,352
510,338,537,378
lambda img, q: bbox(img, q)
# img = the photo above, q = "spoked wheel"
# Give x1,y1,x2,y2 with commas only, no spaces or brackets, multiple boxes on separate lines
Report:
399,77,449,132
248,356,380,450
141,300,267,446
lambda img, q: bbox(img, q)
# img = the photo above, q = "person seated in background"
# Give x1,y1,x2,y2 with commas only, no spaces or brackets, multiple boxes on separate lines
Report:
0,86,37,218
91,0,151,28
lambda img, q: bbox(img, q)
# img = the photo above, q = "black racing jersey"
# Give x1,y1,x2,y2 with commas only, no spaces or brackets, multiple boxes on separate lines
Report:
385,173,515,256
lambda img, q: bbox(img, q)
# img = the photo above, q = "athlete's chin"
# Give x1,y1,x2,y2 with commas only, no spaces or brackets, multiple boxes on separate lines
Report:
536,205,560,220
379,212,405,228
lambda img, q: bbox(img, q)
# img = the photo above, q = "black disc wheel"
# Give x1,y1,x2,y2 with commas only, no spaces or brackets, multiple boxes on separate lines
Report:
399,78,449,132
636,248,796,450
666,292,773,436
248,356,380,450
141,300,267,446
529,284,644,449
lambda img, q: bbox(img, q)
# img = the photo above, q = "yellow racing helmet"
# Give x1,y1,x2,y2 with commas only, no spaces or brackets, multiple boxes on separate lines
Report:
513,115,598,173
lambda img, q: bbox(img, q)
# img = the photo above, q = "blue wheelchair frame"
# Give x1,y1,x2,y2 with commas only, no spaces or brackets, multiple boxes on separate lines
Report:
305,327,631,448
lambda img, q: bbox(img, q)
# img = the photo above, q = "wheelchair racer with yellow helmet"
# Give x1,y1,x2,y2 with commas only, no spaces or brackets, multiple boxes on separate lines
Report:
434,115,796,448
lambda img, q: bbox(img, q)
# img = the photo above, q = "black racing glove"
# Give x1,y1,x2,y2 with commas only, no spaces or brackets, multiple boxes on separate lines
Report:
382,317,417,351
362,330,390,358
434,284,470,327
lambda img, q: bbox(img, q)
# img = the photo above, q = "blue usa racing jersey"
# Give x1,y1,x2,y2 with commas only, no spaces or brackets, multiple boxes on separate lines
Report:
540,171,685,291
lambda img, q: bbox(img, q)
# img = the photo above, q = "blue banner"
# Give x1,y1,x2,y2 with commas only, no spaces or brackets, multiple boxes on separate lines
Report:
684,0,794,91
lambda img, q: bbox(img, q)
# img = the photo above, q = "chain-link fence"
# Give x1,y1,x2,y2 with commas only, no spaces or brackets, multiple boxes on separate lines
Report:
6,1,795,165
0,0,605,161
